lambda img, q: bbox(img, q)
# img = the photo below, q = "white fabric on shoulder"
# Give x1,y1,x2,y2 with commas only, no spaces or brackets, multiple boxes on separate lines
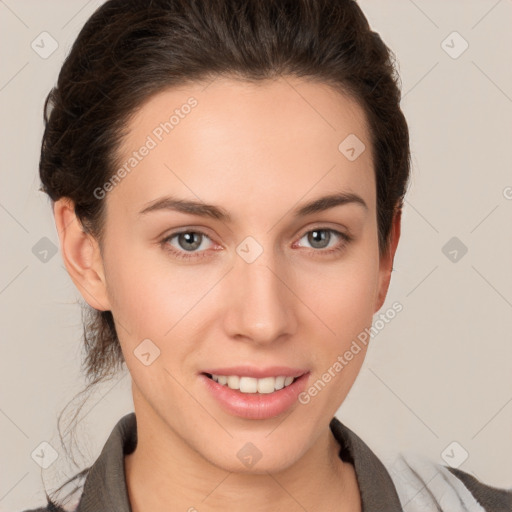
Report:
384,452,486,512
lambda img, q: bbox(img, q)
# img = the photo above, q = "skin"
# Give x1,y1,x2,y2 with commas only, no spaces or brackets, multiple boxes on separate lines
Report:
53,76,401,511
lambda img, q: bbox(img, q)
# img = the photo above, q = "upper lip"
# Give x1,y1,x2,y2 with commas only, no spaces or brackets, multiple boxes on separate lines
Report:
201,366,309,379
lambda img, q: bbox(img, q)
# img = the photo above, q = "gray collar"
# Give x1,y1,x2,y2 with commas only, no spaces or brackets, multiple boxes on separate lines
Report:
76,412,402,511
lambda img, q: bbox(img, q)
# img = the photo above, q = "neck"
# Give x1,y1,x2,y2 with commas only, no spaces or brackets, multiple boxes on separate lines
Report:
124,402,360,512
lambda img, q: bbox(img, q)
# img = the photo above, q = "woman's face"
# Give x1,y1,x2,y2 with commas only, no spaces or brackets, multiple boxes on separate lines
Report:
91,76,397,472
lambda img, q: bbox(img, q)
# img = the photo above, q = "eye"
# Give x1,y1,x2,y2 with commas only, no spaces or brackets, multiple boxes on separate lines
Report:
161,230,214,260
294,228,351,256
161,226,352,262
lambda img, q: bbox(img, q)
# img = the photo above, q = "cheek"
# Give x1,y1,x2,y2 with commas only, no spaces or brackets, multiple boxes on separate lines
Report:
337,261,379,321
298,247,380,339
102,239,177,340
297,255,379,409
103,240,217,374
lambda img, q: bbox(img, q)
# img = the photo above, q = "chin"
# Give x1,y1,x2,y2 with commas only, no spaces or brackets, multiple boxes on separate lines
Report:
196,432,310,475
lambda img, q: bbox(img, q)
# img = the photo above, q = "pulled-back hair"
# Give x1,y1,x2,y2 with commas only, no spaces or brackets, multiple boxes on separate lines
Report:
38,0,410,507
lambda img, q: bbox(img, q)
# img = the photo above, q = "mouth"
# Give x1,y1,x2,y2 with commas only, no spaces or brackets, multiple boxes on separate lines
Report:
199,370,310,420
202,372,302,394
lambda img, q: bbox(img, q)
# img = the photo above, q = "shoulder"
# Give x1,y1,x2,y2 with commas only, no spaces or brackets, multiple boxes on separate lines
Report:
385,451,512,512
446,466,512,512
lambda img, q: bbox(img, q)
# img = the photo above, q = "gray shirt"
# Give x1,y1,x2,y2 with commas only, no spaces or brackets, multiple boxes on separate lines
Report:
23,412,512,511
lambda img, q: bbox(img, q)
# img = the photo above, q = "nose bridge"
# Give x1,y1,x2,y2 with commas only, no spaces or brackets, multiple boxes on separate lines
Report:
225,237,295,344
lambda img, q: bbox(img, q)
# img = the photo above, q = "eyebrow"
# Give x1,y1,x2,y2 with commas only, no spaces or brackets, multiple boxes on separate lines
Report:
138,192,368,222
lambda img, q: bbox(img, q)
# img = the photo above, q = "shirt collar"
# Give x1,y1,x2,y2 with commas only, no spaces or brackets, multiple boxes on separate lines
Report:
76,412,402,511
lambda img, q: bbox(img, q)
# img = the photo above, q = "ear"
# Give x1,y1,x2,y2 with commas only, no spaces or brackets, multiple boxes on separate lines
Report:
53,197,112,311
374,206,402,312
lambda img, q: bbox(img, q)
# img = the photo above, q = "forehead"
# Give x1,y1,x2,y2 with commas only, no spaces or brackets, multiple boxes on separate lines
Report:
109,76,375,219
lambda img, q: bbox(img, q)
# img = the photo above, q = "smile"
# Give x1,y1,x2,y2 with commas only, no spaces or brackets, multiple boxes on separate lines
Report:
206,374,297,394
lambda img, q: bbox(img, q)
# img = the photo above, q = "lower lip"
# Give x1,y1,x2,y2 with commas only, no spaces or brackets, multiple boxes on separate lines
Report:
199,373,310,420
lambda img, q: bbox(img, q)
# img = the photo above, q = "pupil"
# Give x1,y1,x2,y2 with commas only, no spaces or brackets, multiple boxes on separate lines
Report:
180,232,201,250
310,230,328,249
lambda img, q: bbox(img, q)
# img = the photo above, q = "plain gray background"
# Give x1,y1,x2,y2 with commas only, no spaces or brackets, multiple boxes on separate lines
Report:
1,1,511,510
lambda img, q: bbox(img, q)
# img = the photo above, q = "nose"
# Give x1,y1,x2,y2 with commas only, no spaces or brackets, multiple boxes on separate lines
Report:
223,247,297,346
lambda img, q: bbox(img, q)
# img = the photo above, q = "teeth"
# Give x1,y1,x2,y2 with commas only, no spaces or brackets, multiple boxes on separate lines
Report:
209,374,298,393
274,376,285,390
227,375,240,389
240,376,258,393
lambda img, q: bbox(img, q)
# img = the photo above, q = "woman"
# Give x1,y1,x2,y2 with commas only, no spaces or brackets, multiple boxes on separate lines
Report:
21,0,511,511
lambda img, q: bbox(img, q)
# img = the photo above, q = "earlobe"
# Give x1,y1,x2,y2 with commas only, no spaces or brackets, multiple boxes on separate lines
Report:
374,207,402,312
53,197,111,311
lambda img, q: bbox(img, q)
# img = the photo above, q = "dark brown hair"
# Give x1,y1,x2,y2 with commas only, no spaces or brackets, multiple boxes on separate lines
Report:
38,0,410,507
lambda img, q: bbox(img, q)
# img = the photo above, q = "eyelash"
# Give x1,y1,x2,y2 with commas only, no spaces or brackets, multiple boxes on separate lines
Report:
160,227,352,261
